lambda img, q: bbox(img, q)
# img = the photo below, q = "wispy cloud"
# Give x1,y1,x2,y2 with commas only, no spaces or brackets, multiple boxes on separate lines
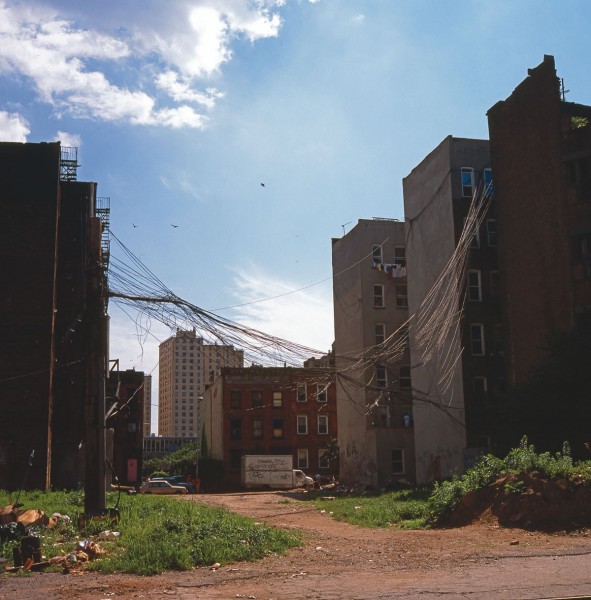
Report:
226,262,334,362
0,110,29,141
0,1,285,129
54,130,81,147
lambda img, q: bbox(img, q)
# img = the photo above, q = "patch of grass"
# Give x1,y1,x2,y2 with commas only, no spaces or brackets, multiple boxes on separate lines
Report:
0,491,300,575
313,487,431,529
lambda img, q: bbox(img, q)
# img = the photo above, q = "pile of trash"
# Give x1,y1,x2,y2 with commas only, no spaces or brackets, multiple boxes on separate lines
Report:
1,503,117,574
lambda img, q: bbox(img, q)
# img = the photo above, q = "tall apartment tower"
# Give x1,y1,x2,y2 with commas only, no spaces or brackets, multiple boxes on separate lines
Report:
403,136,503,484
332,218,414,487
143,374,152,435
158,329,244,437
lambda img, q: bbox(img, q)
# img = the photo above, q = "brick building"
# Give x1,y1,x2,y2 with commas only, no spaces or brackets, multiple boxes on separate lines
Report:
0,142,108,504
487,55,591,385
106,369,145,486
204,367,337,487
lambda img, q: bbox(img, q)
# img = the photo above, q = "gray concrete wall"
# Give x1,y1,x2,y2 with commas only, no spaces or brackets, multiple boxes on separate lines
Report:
403,137,490,483
332,219,413,486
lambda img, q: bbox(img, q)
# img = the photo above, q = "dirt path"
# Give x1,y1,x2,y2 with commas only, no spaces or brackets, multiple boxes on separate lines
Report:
3,490,591,599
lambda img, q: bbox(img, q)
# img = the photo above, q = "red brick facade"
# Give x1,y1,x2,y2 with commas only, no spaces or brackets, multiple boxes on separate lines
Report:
210,367,338,487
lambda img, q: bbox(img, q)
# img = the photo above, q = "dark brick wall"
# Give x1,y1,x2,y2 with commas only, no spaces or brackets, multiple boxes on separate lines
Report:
488,55,591,384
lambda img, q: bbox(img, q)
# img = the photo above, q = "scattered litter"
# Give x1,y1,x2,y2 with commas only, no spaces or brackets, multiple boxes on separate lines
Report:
99,530,121,541
320,510,326,514
226,567,240,572
510,540,520,546
315,546,328,552
210,562,221,570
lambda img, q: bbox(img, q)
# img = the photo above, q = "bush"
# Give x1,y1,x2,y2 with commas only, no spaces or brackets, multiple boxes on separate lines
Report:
427,437,590,523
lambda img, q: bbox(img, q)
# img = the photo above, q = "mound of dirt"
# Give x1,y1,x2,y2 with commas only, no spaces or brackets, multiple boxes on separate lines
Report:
442,471,591,530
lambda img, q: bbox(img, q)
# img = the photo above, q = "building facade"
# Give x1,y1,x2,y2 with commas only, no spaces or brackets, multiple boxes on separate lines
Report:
106,369,145,486
488,55,591,385
158,328,244,437
0,142,108,501
143,374,152,436
204,367,338,487
403,136,503,483
331,218,414,487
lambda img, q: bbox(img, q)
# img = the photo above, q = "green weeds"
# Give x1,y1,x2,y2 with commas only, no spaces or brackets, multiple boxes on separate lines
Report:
314,487,431,529
0,491,300,575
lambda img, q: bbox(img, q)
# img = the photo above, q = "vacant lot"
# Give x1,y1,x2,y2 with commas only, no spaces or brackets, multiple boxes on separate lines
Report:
3,490,591,599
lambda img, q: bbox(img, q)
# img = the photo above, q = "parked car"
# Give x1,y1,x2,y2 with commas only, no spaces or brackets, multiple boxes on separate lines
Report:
139,480,188,495
150,476,196,494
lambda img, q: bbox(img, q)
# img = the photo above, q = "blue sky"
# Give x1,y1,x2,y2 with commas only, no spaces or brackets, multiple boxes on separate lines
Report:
2,0,590,431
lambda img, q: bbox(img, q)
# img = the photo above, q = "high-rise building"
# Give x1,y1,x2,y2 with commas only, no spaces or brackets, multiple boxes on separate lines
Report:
143,374,152,435
158,328,244,437
403,136,502,483
332,218,414,487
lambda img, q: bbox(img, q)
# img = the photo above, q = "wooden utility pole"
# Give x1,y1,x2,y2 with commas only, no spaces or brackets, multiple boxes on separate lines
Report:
84,216,107,514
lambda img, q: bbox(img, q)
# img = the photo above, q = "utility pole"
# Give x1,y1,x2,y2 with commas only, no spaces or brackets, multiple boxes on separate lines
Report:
84,215,107,514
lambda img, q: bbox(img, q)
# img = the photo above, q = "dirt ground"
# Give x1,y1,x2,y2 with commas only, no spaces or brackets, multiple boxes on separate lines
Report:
2,490,591,599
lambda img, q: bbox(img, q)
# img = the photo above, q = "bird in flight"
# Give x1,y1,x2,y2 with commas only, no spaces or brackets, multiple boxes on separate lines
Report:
260,182,266,187
133,224,138,228
171,224,179,228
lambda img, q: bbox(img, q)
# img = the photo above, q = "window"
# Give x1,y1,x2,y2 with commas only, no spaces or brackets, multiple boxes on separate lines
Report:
483,168,493,196
487,220,497,247
399,366,411,390
490,271,500,302
396,285,408,308
230,390,241,409
467,270,482,302
373,284,385,308
272,419,284,439
230,418,241,440
392,449,405,475
470,324,485,356
375,323,386,345
461,167,474,197
297,415,308,435
473,376,488,402
297,449,309,469
252,417,263,440
376,365,387,388
316,384,327,403
398,325,410,347
494,324,504,355
251,390,263,409
372,244,382,263
272,391,283,408
318,414,328,435
318,449,330,469
229,449,242,472
464,217,480,248
297,384,307,403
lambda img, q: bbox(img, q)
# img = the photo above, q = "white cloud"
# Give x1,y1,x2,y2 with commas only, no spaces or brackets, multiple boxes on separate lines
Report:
155,71,224,108
352,14,365,24
0,110,29,141
227,263,334,363
0,1,286,129
55,130,81,147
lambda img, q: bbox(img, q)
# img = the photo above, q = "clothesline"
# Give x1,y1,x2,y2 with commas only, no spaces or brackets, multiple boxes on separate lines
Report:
372,260,407,278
